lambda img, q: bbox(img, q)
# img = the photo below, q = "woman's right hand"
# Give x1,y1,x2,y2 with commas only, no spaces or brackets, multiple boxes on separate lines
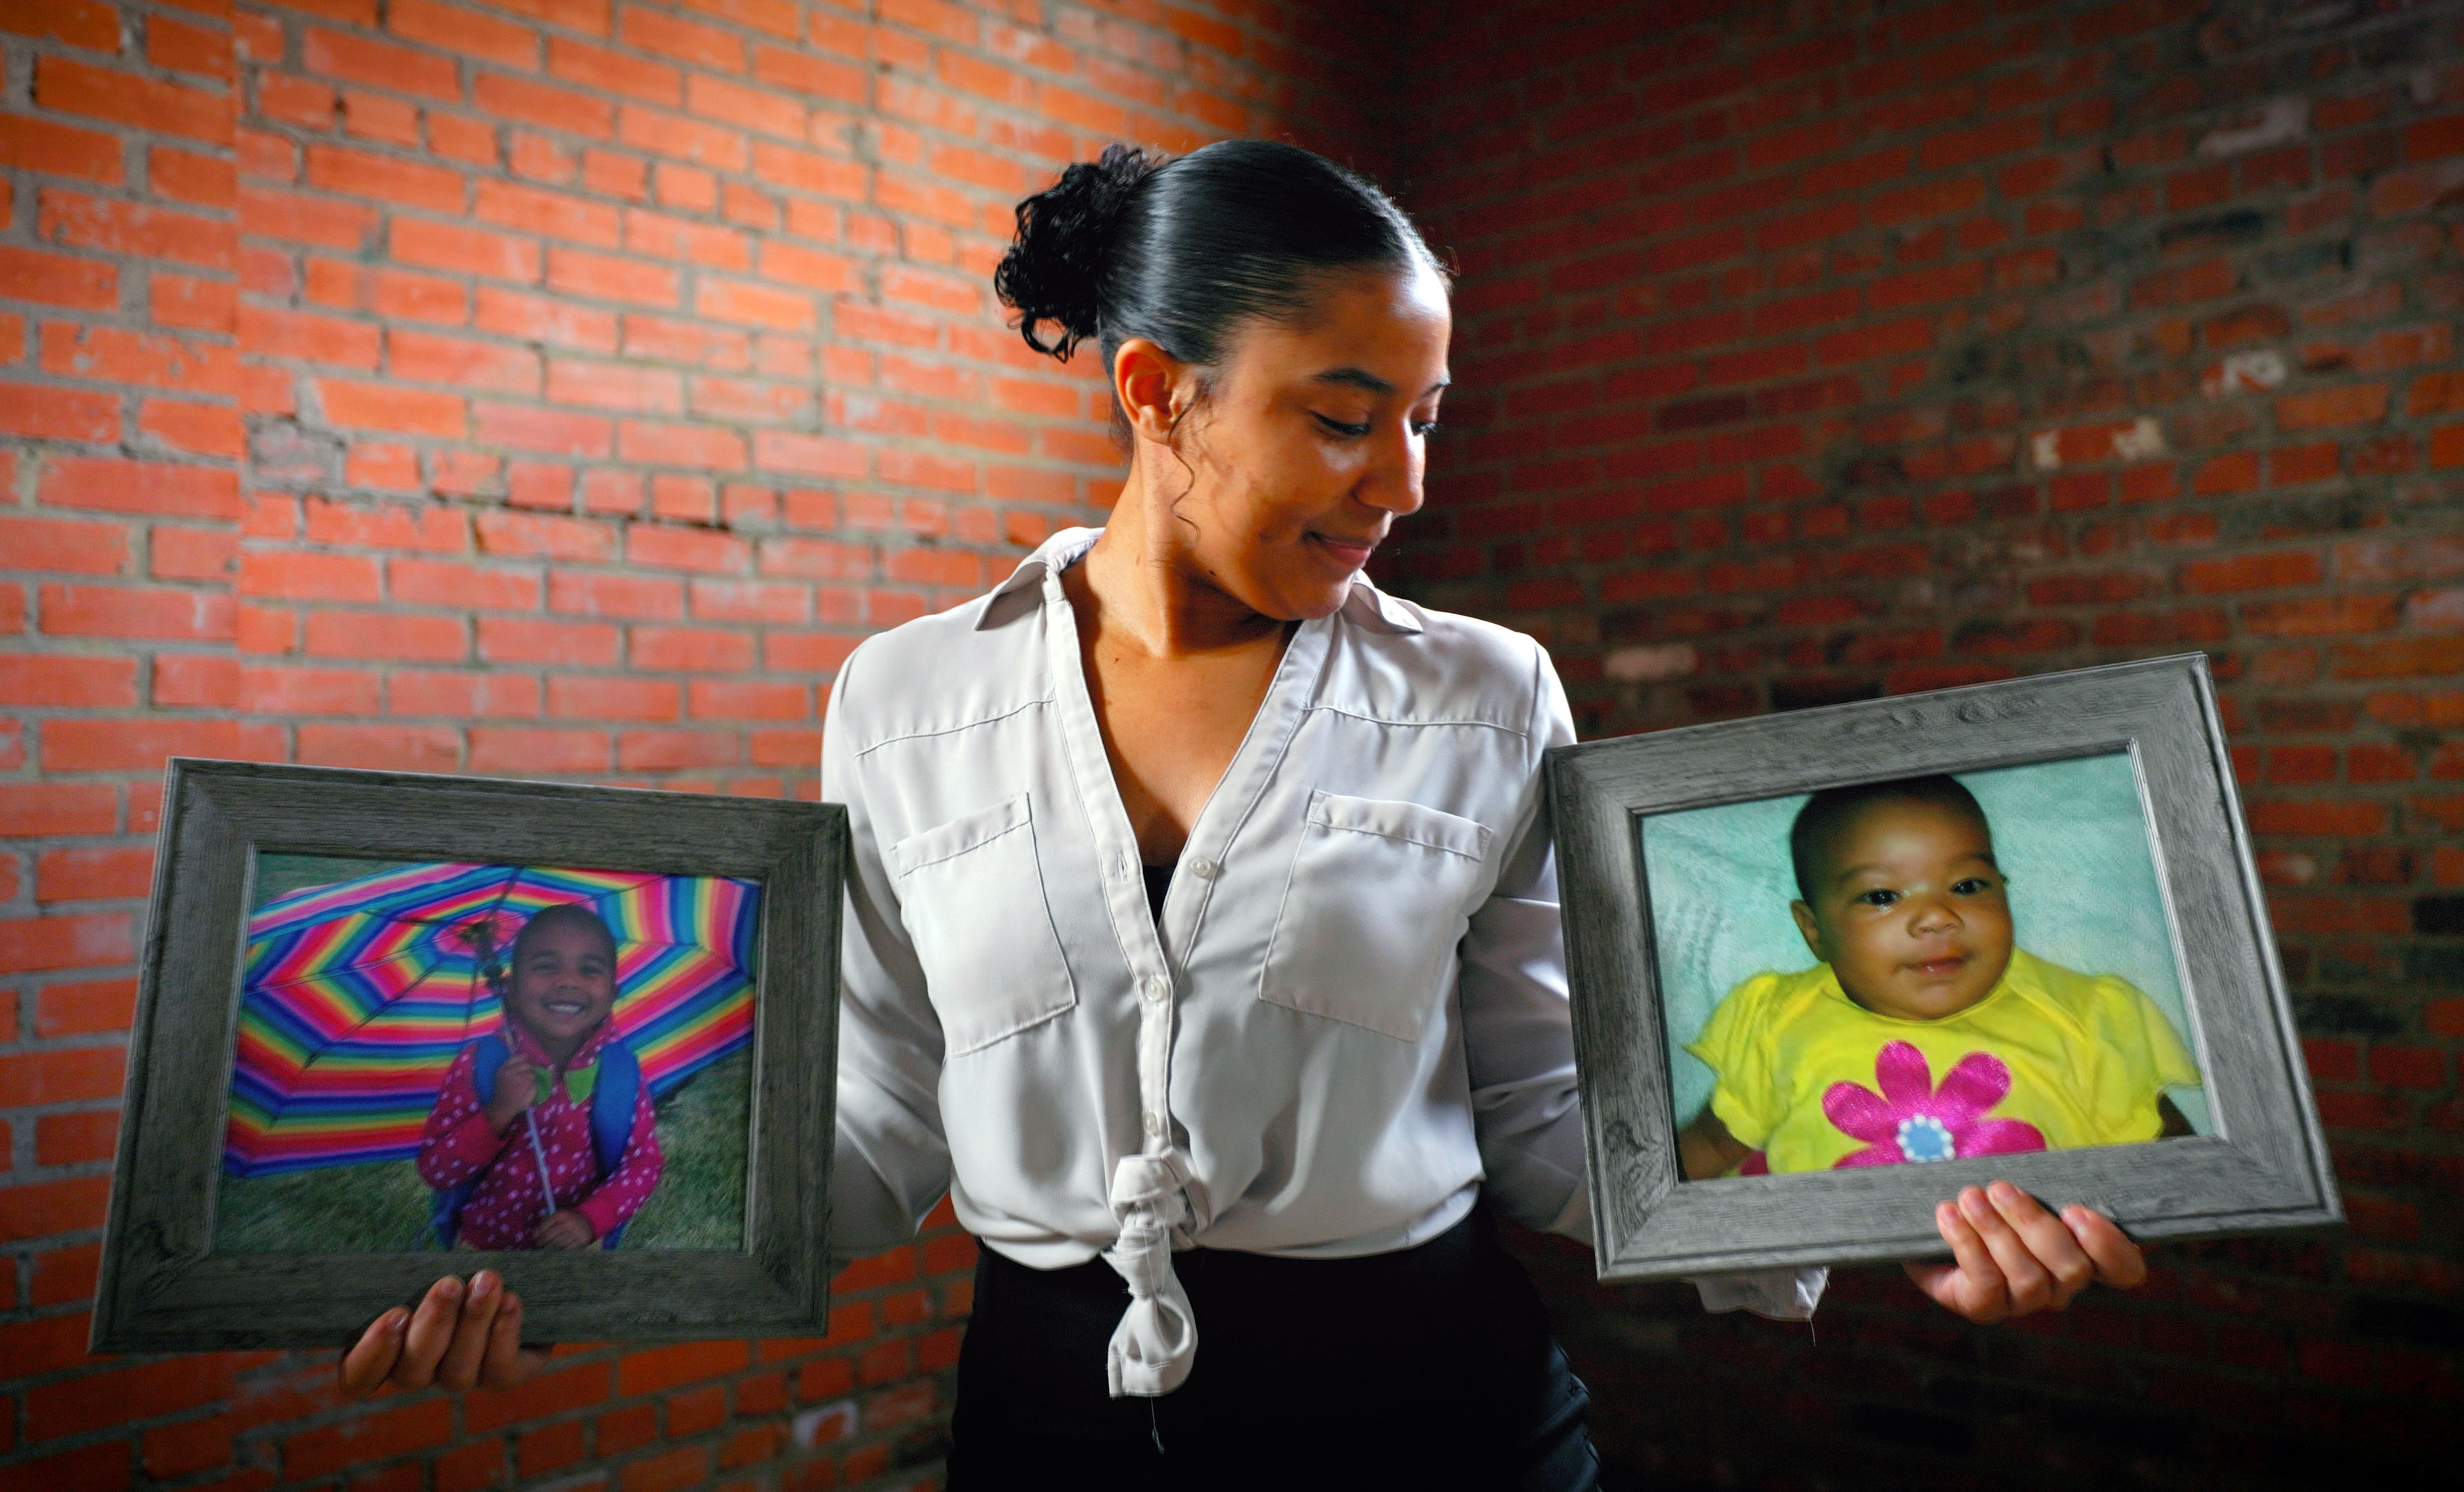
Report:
338,1271,548,1398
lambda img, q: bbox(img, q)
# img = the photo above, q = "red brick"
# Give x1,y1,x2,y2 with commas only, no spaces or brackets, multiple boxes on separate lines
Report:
2178,551,2323,593
478,615,619,666
282,1399,454,1481
317,378,467,437
390,0,539,70
0,1435,128,1489
297,724,461,771
548,571,684,619
38,584,236,640
2277,383,2389,430
41,190,235,271
468,726,608,774
304,25,461,101
0,245,117,311
35,846,151,902
0,785,118,838
549,675,680,720
0,381,118,441
0,113,124,184
304,610,469,662
631,625,753,672
143,1416,236,1480
0,653,137,707
37,57,231,143
389,669,541,718
0,1043,126,1106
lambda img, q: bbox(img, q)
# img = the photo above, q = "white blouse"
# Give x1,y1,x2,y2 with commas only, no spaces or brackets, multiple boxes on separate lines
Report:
824,526,1813,1397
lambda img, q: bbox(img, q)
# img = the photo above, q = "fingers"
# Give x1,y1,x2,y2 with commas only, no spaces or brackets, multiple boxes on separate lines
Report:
2062,1204,2148,1289
1955,1183,2065,1315
1932,1195,2009,1323
337,1306,410,1399
478,1282,527,1381
392,1276,465,1390
434,1271,506,1391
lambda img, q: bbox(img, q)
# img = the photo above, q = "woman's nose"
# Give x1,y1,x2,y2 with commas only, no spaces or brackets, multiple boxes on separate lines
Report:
1356,420,1425,516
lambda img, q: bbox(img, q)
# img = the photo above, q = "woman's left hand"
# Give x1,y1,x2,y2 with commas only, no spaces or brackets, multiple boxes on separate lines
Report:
1904,1180,2145,1323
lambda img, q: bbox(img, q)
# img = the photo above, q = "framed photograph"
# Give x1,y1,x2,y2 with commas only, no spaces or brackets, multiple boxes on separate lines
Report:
92,761,845,1350
1549,653,2340,1281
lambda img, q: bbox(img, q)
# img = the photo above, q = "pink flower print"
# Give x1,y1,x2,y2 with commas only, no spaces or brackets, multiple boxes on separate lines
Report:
1822,1042,2046,1168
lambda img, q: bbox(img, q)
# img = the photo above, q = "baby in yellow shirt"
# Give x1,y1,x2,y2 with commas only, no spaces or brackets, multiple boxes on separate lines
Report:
1677,774,2200,1180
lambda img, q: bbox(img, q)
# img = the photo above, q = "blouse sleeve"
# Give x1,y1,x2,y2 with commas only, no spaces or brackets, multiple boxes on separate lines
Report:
825,639,957,1265
1456,641,1590,1237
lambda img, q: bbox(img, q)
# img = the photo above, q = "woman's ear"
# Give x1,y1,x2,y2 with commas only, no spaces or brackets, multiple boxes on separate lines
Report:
1112,337,1189,445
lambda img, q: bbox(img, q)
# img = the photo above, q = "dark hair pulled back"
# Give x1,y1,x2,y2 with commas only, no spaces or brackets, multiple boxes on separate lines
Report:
993,140,1439,378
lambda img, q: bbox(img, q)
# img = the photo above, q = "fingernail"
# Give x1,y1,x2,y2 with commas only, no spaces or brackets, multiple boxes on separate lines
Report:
1989,1180,2019,1204
439,1277,463,1299
472,1271,497,1297
1961,1189,1990,1218
389,1310,408,1335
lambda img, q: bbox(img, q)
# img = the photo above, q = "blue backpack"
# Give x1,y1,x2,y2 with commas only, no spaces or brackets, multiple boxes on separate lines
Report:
427,1033,641,1250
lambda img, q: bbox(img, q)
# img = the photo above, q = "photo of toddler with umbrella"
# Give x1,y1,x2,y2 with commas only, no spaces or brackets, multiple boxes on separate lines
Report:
417,903,658,1251
215,859,760,1253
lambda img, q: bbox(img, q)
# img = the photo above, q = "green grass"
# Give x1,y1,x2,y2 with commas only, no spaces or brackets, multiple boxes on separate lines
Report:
212,1046,752,1254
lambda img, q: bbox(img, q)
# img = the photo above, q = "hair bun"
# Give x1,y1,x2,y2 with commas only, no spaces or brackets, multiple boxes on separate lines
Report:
994,143,1159,361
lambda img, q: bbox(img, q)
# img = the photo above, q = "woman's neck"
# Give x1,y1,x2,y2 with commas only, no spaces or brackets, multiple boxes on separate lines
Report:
1077,461,1290,660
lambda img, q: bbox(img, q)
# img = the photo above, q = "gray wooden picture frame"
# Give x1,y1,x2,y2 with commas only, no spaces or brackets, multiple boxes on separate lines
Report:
1548,654,2340,1282
92,759,846,1351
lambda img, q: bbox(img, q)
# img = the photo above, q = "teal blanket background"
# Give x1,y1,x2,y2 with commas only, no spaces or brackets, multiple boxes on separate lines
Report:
1640,751,2211,1138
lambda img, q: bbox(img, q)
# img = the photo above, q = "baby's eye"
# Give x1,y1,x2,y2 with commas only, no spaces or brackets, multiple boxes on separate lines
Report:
1853,888,1901,908
1951,877,1994,895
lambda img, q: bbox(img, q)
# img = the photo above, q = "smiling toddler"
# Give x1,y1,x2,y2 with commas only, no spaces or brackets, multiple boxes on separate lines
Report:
417,902,664,1249
1677,775,2200,1180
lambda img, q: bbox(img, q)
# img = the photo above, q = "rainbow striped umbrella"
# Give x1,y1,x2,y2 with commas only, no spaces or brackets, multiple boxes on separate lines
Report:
224,862,759,1176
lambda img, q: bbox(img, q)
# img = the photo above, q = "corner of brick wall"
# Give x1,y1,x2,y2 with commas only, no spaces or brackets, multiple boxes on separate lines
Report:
1389,0,2463,1484
1,2,1374,1489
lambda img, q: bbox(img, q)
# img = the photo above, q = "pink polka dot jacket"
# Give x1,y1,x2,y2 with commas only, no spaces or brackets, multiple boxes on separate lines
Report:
416,1017,663,1250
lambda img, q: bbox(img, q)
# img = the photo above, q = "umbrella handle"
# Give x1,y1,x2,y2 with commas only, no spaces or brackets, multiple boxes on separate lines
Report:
523,1108,558,1223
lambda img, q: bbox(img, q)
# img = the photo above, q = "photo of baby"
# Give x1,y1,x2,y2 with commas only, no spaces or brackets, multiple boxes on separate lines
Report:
213,856,760,1253
1645,755,2206,1181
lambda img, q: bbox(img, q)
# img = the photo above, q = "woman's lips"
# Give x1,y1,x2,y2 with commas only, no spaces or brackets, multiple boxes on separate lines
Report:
1311,533,1376,569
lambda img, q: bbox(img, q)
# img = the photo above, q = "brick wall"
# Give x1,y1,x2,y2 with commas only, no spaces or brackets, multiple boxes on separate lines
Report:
0,2,1371,1488
12,0,2464,1486
1389,0,2463,1485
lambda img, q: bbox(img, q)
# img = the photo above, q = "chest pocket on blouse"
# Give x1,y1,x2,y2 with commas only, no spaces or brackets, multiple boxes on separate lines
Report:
890,792,1077,1055
1258,791,1495,1042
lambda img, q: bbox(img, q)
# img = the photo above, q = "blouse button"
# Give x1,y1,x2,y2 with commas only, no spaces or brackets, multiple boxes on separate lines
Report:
1187,857,1216,879
1142,1111,1166,1137
1141,975,1170,1004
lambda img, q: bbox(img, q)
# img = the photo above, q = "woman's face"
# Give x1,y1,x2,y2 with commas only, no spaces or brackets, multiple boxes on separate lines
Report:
1139,262,1451,621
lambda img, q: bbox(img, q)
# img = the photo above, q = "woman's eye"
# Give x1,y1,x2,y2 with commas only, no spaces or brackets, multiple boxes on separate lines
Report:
1412,420,1441,438
1312,413,1371,439
1854,889,1900,908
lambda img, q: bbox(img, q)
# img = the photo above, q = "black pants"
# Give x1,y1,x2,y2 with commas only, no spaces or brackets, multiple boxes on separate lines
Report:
945,1205,1601,1490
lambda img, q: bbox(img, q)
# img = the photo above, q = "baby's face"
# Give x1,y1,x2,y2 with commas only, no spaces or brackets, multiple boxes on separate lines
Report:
506,920,616,1055
1790,798,2013,1022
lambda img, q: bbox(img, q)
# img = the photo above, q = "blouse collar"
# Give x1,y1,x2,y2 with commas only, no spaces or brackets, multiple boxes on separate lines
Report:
979,526,1425,636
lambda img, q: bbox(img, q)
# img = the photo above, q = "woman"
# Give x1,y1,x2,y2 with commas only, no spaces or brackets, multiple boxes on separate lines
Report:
343,140,2149,1485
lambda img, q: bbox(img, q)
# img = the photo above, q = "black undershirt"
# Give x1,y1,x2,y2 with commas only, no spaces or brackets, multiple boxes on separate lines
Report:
1142,863,1173,926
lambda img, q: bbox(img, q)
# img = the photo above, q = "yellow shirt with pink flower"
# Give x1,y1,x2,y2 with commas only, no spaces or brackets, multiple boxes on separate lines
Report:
1686,947,2202,1175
